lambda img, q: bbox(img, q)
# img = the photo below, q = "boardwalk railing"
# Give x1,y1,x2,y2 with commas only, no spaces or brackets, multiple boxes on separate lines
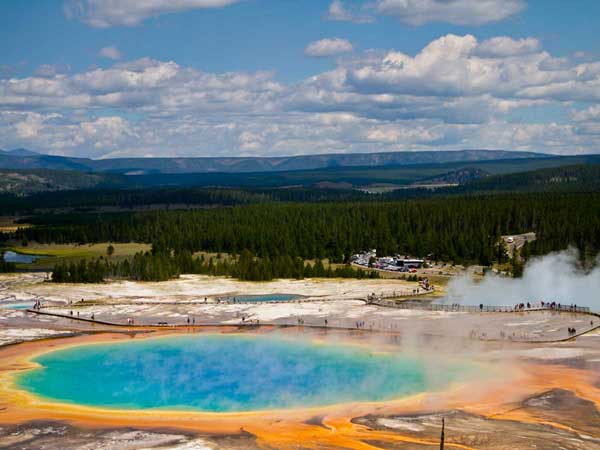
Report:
366,288,434,301
367,299,591,314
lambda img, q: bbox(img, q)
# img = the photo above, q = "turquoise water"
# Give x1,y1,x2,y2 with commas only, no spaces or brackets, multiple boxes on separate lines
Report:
16,335,456,412
223,294,301,303
1,302,33,309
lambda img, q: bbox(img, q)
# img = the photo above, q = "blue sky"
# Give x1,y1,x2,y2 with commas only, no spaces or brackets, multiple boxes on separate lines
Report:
1,0,600,158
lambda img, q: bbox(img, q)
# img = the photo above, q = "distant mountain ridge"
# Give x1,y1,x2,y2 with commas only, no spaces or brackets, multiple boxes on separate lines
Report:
416,167,490,185
2,156,600,195
0,148,548,174
0,168,122,194
0,148,41,157
462,164,600,193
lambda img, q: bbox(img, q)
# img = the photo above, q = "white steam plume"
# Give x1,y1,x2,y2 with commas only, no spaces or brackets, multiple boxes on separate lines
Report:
445,248,600,309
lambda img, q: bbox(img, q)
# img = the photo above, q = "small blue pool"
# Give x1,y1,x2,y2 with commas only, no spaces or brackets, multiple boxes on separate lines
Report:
1,302,34,310
222,294,302,303
3,251,44,264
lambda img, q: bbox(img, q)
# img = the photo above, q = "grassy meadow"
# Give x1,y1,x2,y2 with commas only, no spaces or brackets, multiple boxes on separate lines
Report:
5,243,151,270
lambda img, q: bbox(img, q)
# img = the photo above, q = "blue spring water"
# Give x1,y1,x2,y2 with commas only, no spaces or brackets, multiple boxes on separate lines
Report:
15,335,460,412
224,294,301,303
2,251,43,264
1,302,34,310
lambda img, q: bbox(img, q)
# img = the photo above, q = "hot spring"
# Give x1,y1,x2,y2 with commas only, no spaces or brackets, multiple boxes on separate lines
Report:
221,294,301,303
16,335,468,412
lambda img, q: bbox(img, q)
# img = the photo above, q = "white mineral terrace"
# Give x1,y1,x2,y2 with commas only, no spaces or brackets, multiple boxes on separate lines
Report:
1,273,597,346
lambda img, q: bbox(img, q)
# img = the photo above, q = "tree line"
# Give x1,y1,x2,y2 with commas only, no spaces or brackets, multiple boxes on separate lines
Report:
19,193,600,268
0,253,16,273
51,248,378,283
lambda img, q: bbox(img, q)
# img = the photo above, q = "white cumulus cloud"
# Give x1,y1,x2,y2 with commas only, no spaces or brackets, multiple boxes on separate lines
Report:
374,0,526,26
34,64,70,77
305,38,355,58
326,0,353,21
325,0,373,23
475,37,540,57
3,33,600,157
64,0,241,27
99,45,122,60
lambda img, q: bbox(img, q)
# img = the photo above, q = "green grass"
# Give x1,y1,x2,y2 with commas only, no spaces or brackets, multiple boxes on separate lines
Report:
8,242,151,270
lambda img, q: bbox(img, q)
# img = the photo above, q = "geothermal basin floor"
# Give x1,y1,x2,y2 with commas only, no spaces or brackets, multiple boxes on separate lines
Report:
1,273,600,450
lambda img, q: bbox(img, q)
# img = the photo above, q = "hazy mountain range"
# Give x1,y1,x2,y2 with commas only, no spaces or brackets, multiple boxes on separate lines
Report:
2,148,600,196
0,148,547,174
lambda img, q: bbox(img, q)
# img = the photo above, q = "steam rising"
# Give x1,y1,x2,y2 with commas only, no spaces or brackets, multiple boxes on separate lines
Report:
446,249,600,309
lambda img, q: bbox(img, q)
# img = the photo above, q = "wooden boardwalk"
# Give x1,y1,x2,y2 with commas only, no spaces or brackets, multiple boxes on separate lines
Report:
367,298,592,314
24,302,600,344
